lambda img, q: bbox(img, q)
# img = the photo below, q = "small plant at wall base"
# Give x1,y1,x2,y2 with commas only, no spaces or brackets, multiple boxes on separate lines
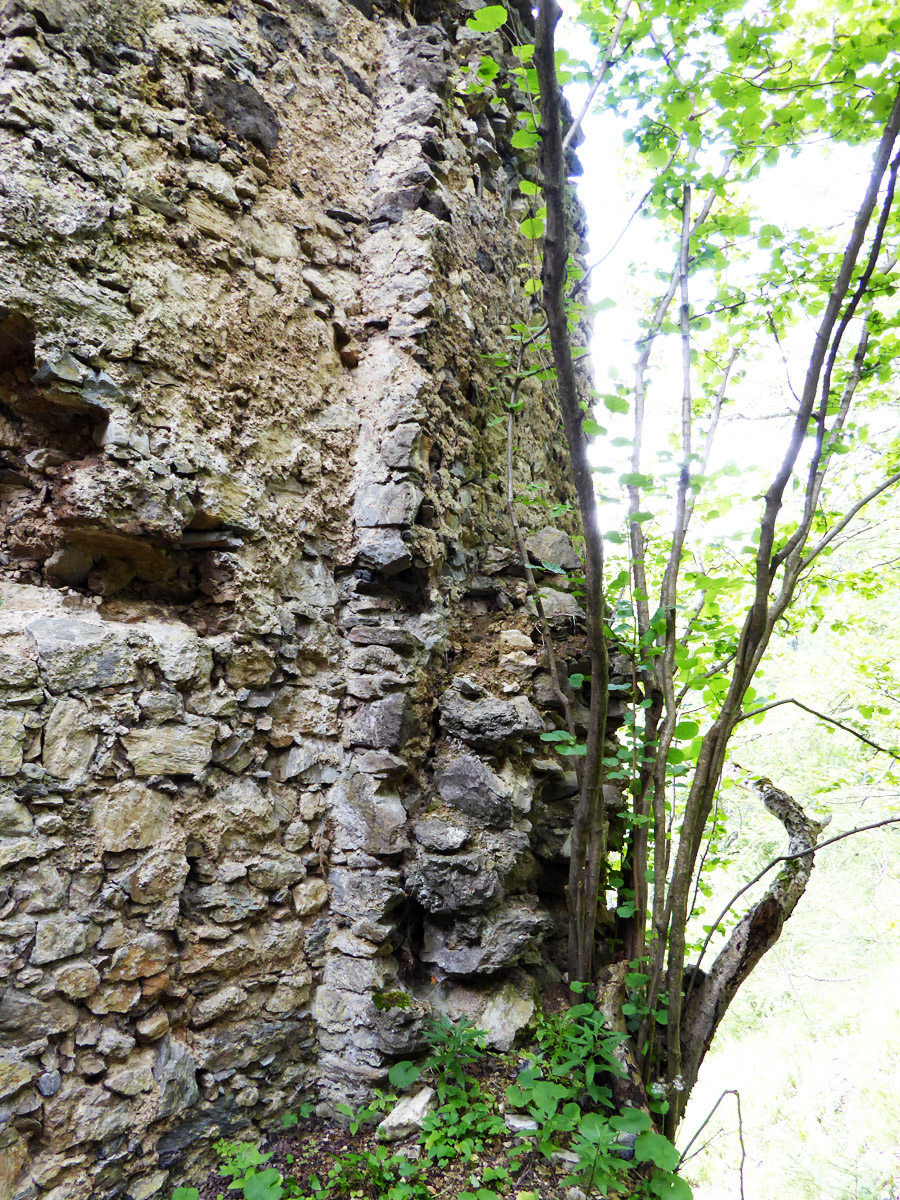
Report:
461,0,900,1161
167,1005,690,1199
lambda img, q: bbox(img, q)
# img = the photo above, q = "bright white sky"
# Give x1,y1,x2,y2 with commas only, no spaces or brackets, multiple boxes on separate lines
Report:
557,14,876,489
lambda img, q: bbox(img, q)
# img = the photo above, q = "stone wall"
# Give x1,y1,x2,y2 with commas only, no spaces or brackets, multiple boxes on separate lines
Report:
0,1,626,1196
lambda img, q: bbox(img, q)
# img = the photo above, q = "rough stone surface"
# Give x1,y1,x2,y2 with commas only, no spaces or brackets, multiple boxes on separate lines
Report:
0,1,607,1194
376,1087,436,1141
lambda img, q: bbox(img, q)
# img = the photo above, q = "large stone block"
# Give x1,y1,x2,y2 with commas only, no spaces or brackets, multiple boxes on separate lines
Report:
438,679,543,749
27,617,137,692
42,698,97,782
122,722,214,777
92,781,171,851
434,754,512,827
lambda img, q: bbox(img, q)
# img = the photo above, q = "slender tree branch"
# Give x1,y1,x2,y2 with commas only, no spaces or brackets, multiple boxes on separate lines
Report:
735,696,900,762
537,0,610,988
562,0,633,154
693,812,900,976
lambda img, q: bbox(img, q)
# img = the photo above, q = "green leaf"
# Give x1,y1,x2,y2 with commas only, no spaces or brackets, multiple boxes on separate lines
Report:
610,1107,652,1134
520,217,545,239
243,1171,284,1200
466,5,508,32
541,729,574,742
620,472,653,487
520,180,541,195
280,1113,299,1129
582,418,606,437
634,1130,681,1171
172,1191,200,1200
388,1061,420,1089
649,1171,694,1199
604,394,630,414
511,129,540,149
673,719,699,738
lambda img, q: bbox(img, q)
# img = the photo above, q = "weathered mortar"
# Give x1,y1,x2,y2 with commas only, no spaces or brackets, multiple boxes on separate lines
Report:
0,1,629,1195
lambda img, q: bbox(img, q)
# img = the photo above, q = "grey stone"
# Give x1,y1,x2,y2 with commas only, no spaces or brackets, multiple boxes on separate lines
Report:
32,353,85,388
434,754,512,826
356,529,413,575
128,849,190,903
198,76,279,155
479,982,535,1051
0,989,78,1037
292,877,329,915
0,1057,36,1099
43,1079,133,1144
42,698,97,783
413,818,468,852
247,853,307,890
346,692,411,749
354,481,423,528
31,918,93,965
0,710,25,775
525,527,581,571
37,1070,61,1097
421,902,552,976
331,774,408,855
527,586,585,625
44,545,94,585
0,637,39,686
377,1087,436,1141
93,781,170,851
506,1113,539,1133
438,682,543,749
26,617,136,692
104,1056,155,1096
328,868,404,921
154,1039,199,1119
0,796,32,836
122,722,214,777
407,852,502,914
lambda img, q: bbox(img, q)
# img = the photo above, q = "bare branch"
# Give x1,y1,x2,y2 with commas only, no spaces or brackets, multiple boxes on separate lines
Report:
693,811,900,977
735,696,900,762
562,0,633,153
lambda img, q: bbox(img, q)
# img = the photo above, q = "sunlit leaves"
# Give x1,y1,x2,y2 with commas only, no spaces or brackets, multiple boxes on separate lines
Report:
466,4,507,33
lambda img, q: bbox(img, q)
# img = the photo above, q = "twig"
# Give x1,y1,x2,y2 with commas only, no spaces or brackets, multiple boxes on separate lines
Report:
561,0,633,154
694,813,900,972
678,1089,746,1200
734,696,900,762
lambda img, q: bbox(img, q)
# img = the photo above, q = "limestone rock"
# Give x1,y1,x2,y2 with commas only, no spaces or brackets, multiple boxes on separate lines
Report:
122,723,214,777
421,902,552,976
292,877,329,916
434,754,512,827
42,698,97,783
413,818,468,852
527,586,585,626
93,782,171,851
27,617,136,692
406,852,502,915
438,681,543,749
31,917,96,965
525,527,581,571
128,849,190,903
377,1087,436,1141
0,710,26,775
